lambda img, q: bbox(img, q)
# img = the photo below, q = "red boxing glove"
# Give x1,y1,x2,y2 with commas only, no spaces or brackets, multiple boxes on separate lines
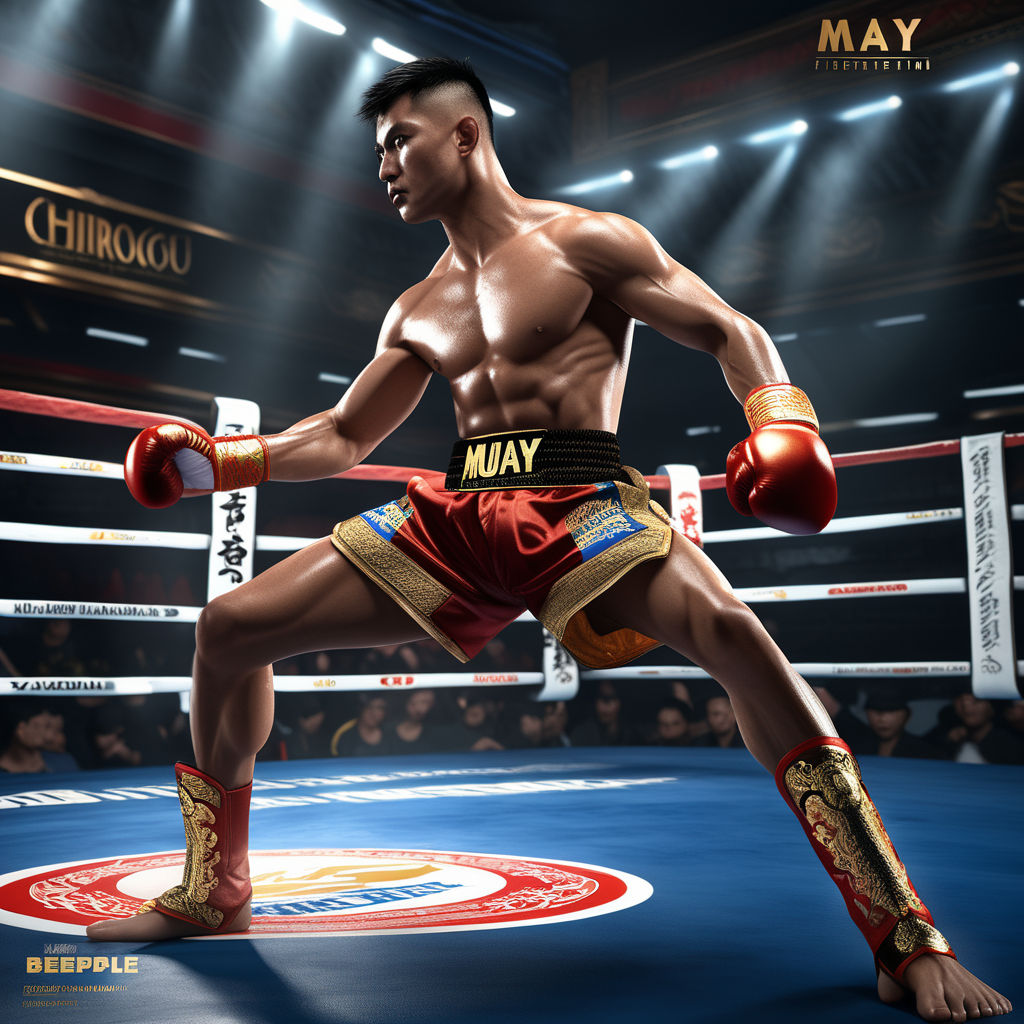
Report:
726,383,837,535
124,424,270,509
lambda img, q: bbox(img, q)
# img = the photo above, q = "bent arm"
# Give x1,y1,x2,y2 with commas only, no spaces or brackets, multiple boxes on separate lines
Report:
263,344,433,482
579,212,787,403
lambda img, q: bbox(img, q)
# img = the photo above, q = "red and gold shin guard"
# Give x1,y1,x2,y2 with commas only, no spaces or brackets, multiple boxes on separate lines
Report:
137,762,252,933
775,737,954,982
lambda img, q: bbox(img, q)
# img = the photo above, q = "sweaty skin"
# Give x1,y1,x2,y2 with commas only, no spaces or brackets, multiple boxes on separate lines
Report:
86,85,1014,1023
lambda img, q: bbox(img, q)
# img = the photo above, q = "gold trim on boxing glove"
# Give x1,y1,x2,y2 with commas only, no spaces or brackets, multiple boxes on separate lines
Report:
744,383,819,432
213,435,270,491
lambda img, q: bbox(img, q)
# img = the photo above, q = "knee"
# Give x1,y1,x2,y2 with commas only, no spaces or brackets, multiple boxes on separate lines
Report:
195,596,249,667
693,596,766,666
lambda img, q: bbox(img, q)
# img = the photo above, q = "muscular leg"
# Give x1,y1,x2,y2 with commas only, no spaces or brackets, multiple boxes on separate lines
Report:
86,537,427,942
586,534,1012,1022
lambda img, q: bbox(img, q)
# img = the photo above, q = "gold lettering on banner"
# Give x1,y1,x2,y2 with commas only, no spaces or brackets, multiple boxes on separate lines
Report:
818,17,922,54
22,196,192,278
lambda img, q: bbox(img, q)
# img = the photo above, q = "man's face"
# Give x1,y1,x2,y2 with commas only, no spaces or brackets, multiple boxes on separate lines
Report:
406,690,435,721
17,713,49,750
375,94,460,224
706,698,735,736
657,708,687,742
866,708,909,741
362,698,388,726
542,702,567,739
595,687,620,724
955,693,993,729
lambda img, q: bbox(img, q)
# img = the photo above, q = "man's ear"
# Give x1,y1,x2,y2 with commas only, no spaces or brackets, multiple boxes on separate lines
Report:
454,115,480,156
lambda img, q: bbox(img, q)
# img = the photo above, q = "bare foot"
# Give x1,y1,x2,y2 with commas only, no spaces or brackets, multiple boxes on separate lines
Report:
85,898,251,942
878,953,1013,1021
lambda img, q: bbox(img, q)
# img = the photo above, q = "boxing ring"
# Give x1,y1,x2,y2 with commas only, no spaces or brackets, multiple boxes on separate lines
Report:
1,387,1021,1023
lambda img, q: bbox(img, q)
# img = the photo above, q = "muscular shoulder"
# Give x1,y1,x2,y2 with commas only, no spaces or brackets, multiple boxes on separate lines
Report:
541,205,671,286
375,251,453,355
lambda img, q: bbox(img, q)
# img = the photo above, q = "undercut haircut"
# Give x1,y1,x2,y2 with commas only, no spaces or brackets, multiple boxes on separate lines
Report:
358,56,494,143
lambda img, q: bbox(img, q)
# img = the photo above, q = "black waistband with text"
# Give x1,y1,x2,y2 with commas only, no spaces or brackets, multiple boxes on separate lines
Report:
445,429,626,491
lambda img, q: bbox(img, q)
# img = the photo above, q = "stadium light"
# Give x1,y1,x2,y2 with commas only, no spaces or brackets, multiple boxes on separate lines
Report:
746,120,807,145
86,328,148,347
838,95,902,121
179,347,226,363
558,170,633,196
942,61,1019,93
873,314,926,328
259,0,345,35
372,37,417,63
659,145,719,170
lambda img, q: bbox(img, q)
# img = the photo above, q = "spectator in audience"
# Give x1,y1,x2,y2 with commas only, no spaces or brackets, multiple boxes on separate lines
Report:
92,702,144,768
437,694,504,751
387,689,442,754
26,619,86,675
692,694,745,749
811,685,872,750
331,695,391,757
998,699,1024,740
570,682,641,746
360,643,422,676
0,700,53,773
152,695,193,764
500,705,544,749
37,706,80,772
119,695,178,766
60,697,108,770
851,689,943,759
928,689,1024,764
651,700,692,747
284,695,333,760
541,701,571,747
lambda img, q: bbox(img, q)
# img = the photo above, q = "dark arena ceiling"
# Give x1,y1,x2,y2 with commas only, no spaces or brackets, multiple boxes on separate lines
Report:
0,0,1022,474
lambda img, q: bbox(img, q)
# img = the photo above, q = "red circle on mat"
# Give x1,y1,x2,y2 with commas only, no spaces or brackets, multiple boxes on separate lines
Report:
0,849,653,938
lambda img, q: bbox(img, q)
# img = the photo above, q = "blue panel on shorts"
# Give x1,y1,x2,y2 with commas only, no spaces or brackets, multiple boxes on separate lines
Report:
360,500,413,542
566,480,646,563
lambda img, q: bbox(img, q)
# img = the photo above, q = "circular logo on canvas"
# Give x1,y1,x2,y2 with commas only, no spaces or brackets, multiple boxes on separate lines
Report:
0,849,653,937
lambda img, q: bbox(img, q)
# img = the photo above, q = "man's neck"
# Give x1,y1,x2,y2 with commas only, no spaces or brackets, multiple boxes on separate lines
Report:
440,177,527,267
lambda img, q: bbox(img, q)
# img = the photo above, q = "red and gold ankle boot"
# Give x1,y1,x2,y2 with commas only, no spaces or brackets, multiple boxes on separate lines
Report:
775,737,955,982
137,762,252,933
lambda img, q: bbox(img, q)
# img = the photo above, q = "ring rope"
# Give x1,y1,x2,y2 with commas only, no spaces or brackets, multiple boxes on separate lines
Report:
0,503,994,552
5,660,1022,698
6,577,1022,626
2,388,1021,489
0,671,544,696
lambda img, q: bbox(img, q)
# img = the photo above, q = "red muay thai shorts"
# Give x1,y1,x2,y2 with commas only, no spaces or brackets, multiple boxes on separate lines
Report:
331,428,675,669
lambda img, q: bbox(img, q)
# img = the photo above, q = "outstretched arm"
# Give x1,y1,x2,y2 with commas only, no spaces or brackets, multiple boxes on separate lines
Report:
125,309,433,508
264,343,433,481
575,211,787,402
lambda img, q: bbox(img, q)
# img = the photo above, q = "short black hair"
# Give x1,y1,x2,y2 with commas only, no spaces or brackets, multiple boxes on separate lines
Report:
358,56,494,142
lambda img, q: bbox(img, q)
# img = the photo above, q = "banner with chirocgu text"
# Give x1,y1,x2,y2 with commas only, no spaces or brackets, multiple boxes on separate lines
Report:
206,398,261,602
960,432,1019,698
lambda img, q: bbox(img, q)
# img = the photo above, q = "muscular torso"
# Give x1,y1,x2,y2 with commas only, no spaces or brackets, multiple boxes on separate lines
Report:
393,203,633,437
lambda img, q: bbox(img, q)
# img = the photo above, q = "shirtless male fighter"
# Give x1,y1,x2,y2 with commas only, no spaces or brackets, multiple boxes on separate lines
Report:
87,58,1010,1022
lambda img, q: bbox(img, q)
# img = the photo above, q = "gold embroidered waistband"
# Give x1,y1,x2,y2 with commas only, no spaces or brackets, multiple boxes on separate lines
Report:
445,428,626,491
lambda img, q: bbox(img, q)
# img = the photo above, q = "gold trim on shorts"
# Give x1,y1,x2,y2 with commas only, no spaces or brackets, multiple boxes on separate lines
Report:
539,466,673,669
330,517,469,662
331,465,674,669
